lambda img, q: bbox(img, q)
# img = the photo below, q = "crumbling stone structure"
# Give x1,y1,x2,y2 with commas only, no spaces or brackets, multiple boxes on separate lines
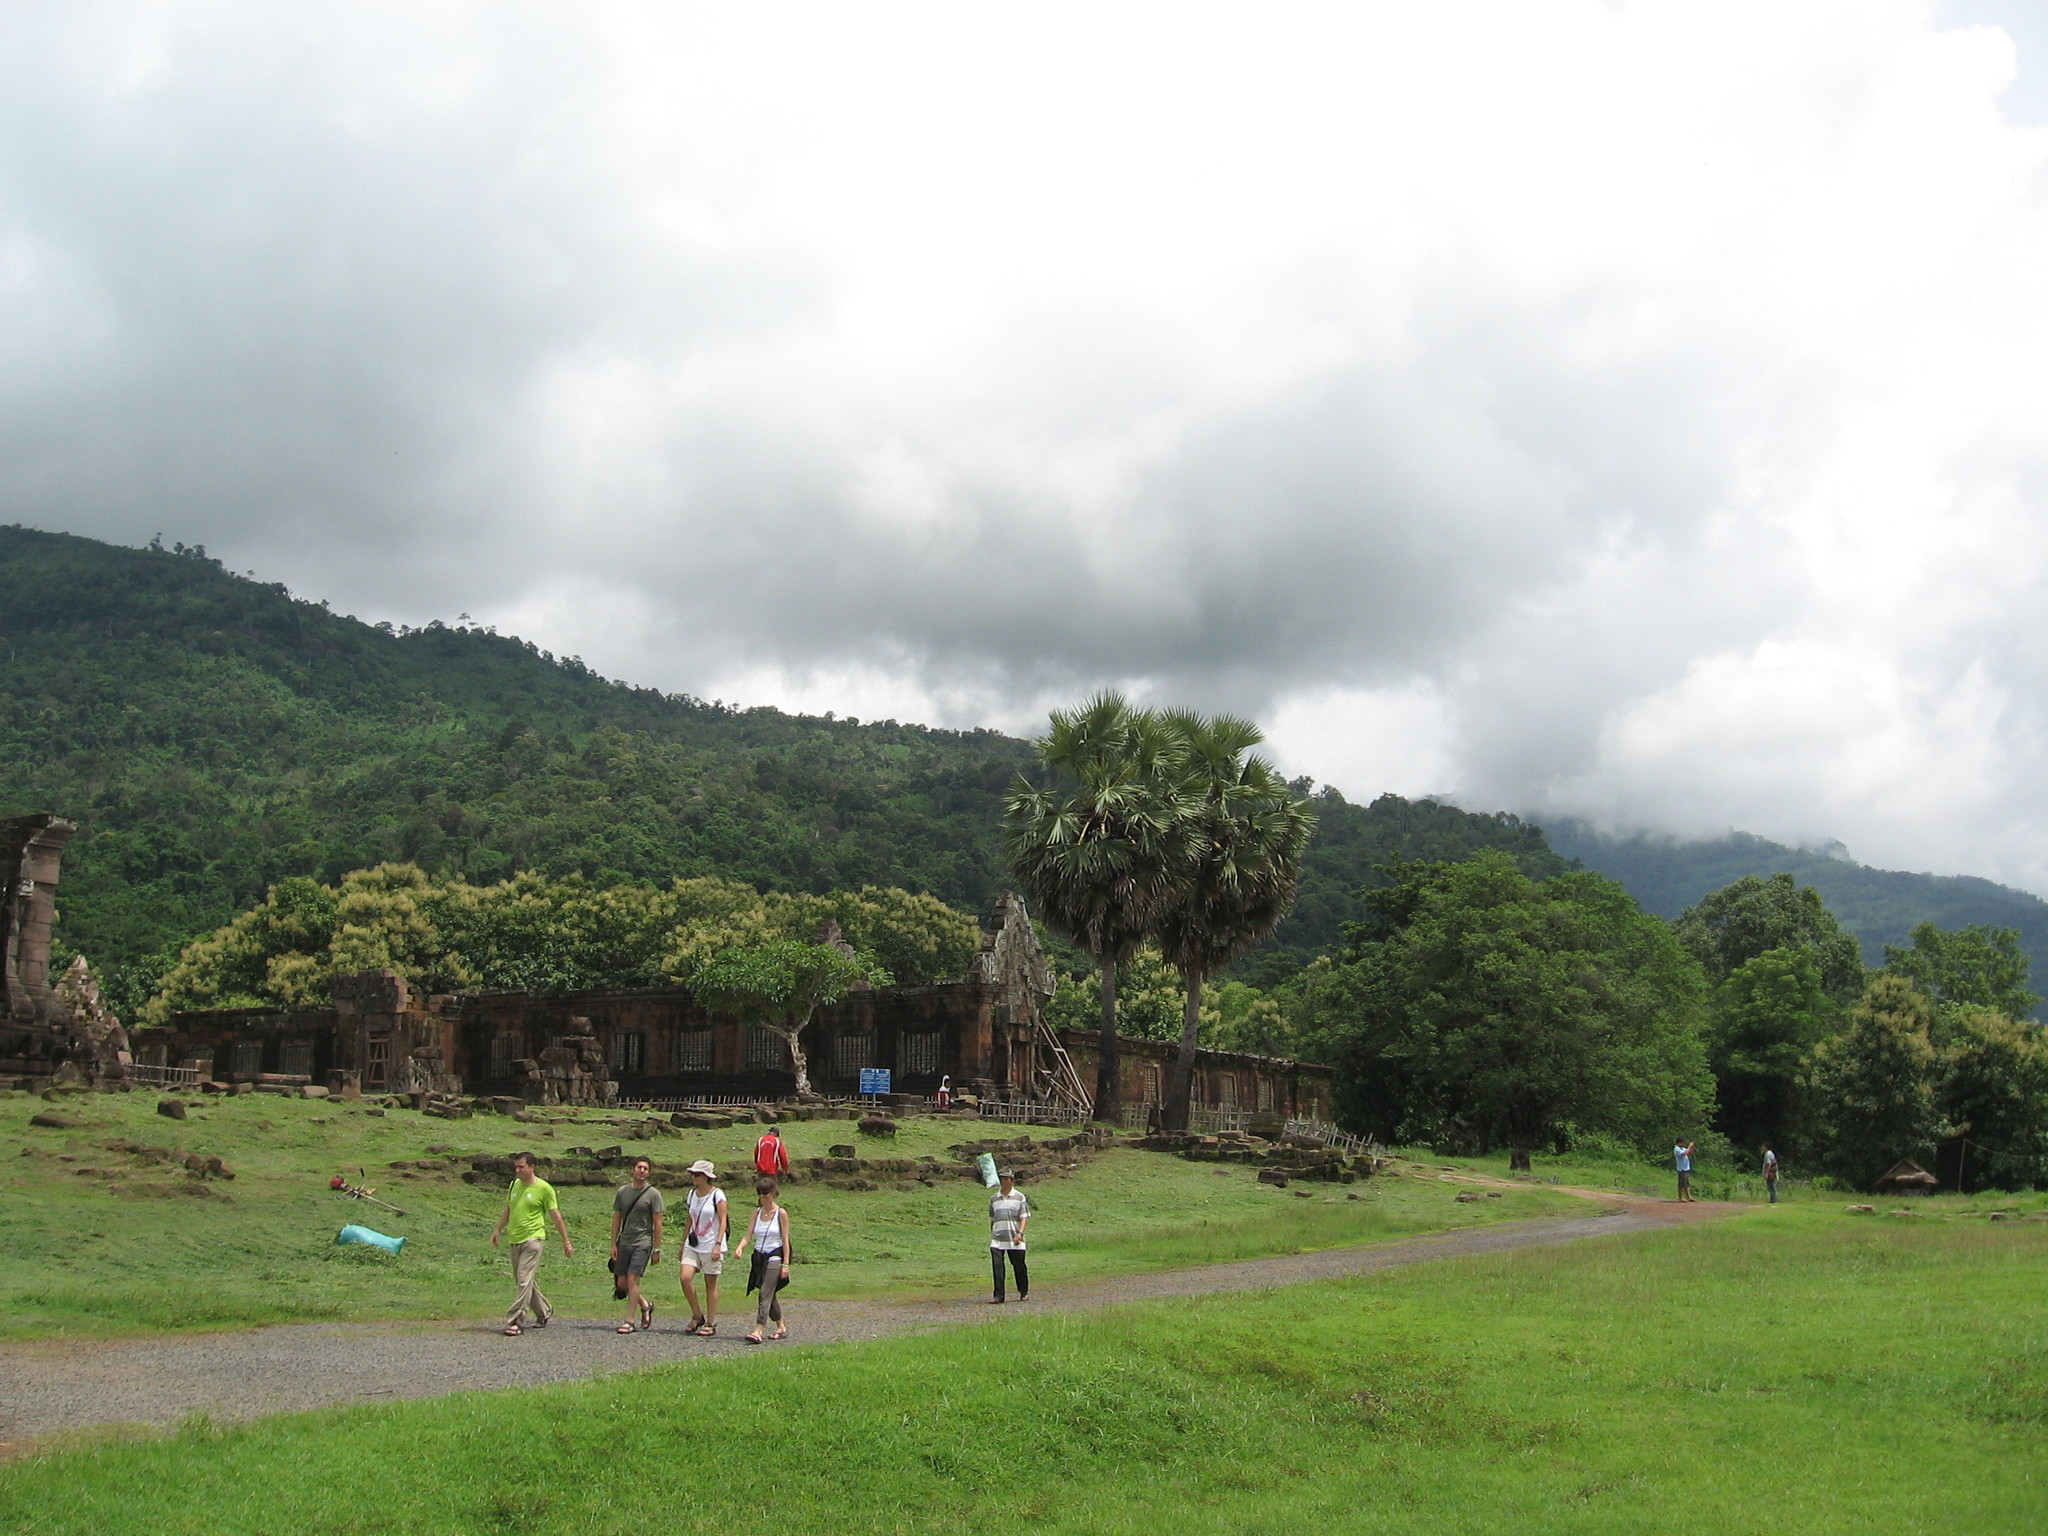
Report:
525,1017,616,1106
135,888,1332,1118
53,956,131,1082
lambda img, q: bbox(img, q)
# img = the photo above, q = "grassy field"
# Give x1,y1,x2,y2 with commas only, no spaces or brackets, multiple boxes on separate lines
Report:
0,1089,1579,1338
1392,1143,2048,1207
3,1203,2044,1533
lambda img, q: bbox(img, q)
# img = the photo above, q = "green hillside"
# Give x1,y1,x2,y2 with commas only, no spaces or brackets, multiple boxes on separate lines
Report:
0,526,1557,1012
1545,819,2048,980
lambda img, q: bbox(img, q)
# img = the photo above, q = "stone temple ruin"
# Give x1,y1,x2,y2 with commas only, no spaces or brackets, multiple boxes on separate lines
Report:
0,815,136,1087
0,811,1335,1125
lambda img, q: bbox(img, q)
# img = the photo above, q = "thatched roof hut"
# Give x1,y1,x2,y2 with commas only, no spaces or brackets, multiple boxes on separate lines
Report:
1875,1159,1939,1194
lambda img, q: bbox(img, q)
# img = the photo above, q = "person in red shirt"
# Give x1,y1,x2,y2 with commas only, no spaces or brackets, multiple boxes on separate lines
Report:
754,1125,791,1177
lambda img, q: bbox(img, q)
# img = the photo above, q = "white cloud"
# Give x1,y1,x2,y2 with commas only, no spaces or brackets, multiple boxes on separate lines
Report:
5,2,2048,889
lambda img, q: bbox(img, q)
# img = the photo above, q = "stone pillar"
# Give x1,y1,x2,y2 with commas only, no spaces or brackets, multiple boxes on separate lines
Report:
0,814,77,1026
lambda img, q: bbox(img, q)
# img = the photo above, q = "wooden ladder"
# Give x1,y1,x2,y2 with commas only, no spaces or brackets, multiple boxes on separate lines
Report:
1035,1017,1093,1112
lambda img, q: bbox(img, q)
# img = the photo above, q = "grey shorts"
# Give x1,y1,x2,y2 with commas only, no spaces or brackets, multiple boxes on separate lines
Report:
616,1243,652,1277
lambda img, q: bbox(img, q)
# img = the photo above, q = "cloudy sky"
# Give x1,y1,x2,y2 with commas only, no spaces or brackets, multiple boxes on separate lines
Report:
5,2,2048,889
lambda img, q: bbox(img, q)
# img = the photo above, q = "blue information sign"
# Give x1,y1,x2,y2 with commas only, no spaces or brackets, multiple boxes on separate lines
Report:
858,1068,892,1096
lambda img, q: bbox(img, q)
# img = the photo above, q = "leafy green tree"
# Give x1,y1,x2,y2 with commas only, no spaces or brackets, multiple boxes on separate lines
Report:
1674,873,1865,996
1937,1007,2048,1191
1045,946,1193,1043
1152,712,1314,1132
1207,979,1298,1058
1004,695,1192,1121
1710,945,1837,1153
144,865,974,1022
1803,975,1941,1190
686,940,889,1098
1883,922,2041,1022
1300,852,1712,1155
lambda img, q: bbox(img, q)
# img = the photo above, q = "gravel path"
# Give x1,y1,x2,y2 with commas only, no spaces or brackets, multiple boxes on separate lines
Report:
0,1197,1706,1450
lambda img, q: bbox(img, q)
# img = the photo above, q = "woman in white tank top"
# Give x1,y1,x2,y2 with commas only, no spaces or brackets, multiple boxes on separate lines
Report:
733,1177,792,1343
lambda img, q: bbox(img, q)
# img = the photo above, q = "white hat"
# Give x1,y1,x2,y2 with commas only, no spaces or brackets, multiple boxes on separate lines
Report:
686,1159,716,1177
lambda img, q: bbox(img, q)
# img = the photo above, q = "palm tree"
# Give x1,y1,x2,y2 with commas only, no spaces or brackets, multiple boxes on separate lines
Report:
1153,713,1316,1134
1003,694,1192,1123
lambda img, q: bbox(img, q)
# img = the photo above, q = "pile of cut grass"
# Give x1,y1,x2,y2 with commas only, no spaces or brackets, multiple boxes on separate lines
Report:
4,1205,2043,1534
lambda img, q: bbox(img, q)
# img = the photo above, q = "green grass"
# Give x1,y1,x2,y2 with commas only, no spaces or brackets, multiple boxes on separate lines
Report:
1413,1144,2048,1215
0,1090,1577,1337
5,1204,2045,1533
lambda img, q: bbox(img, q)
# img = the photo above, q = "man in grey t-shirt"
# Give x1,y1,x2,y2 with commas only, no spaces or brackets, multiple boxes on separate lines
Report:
610,1157,665,1331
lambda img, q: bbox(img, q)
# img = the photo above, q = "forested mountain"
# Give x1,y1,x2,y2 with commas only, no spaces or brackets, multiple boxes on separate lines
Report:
0,527,1028,1008
1238,792,1567,984
1544,819,2048,979
0,526,1556,1011
25,524,2037,1024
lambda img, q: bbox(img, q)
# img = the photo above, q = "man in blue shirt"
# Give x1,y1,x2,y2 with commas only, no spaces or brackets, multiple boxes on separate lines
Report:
1674,1141,1695,1202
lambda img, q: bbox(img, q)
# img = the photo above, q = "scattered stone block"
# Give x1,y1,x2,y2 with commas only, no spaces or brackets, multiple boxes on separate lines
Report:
490,1096,523,1116
28,1111,77,1129
156,1099,187,1121
1845,1204,1876,1213
300,1085,329,1100
828,1143,857,1158
857,1115,898,1137
1256,1168,1290,1187
1454,1191,1481,1202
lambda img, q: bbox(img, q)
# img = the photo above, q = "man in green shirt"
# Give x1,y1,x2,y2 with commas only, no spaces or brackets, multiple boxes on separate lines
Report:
489,1151,574,1335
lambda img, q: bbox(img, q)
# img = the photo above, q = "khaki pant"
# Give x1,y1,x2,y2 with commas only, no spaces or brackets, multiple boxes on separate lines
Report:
506,1238,552,1327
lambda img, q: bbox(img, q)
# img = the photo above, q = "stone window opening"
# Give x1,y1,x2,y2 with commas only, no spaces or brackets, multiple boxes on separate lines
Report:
1257,1076,1275,1113
278,1040,314,1078
744,1026,786,1071
230,1039,264,1078
901,1030,944,1078
674,1027,713,1074
488,1035,520,1078
832,1029,873,1079
611,1031,646,1075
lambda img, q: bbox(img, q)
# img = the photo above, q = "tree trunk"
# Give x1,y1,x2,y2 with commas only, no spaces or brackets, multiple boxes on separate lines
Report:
778,1021,813,1099
1161,964,1203,1134
1508,1146,1531,1172
1094,956,1122,1124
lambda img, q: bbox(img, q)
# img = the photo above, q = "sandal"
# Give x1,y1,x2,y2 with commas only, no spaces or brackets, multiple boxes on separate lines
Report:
640,1301,655,1330
770,1327,788,1340
503,1324,523,1336
617,1322,637,1334
697,1324,716,1337
743,1331,763,1345
685,1315,706,1334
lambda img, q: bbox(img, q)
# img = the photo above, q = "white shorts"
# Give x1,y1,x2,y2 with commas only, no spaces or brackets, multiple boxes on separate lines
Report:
680,1248,723,1277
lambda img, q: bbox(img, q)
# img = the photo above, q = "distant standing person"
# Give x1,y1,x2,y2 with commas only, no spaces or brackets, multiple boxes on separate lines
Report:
1674,1140,1695,1202
1762,1144,1780,1204
936,1075,952,1111
734,1177,792,1344
989,1168,1029,1303
754,1124,791,1178
610,1156,665,1332
679,1159,729,1335
490,1151,573,1336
